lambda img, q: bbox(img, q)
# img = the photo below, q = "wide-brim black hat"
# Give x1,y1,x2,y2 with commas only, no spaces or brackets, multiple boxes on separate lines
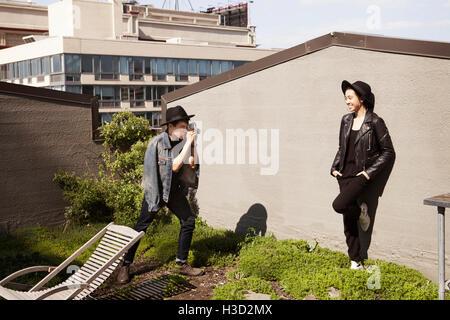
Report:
341,80,375,110
160,105,195,127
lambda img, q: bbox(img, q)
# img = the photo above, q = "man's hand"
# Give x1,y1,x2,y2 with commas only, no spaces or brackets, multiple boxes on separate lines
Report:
189,155,195,169
186,130,197,146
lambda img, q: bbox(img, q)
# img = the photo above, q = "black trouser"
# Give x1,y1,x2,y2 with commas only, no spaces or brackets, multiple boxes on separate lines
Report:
123,186,196,265
332,174,370,262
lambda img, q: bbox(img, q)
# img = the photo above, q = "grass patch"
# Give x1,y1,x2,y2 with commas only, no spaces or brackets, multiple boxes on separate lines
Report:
137,215,244,268
213,276,280,300
0,223,107,288
0,217,446,300
234,235,441,300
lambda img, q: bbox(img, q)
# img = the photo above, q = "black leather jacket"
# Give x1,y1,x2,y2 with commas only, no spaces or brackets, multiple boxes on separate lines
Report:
330,109,396,184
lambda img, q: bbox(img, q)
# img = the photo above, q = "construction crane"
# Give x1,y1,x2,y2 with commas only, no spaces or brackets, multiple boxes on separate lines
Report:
162,0,195,11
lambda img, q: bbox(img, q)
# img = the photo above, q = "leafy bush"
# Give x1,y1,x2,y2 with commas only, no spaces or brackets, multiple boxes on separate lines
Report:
100,111,153,152
54,112,161,226
53,169,113,224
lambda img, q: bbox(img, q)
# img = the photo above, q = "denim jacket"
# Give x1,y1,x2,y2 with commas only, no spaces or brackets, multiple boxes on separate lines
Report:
141,131,199,212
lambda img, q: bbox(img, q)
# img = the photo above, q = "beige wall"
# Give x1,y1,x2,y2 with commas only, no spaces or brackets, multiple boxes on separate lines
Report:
49,0,114,39
0,1,47,31
0,93,104,232
168,45,450,282
138,21,251,46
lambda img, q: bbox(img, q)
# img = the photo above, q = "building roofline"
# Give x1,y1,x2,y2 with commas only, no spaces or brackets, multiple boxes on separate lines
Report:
161,31,450,108
0,81,101,140
0,81,94,105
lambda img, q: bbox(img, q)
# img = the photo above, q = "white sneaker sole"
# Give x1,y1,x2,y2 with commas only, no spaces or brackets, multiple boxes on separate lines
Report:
350,261,364,270
359,202,370,232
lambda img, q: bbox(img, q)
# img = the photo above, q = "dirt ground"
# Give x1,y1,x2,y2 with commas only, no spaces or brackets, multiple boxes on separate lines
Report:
91,257,295,300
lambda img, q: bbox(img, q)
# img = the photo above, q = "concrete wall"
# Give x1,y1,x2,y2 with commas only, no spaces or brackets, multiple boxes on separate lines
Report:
167,45,450,282
48,0,114,39
0,93,104,233
138,21,251,46
0,1,47,31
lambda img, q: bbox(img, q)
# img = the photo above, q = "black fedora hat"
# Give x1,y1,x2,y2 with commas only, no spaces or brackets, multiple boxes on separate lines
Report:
160,105,195,127
341,80,375,110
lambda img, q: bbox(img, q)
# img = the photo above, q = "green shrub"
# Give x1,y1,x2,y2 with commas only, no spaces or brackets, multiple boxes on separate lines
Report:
54,112,160,226
53,169,113,224
100,111,153,152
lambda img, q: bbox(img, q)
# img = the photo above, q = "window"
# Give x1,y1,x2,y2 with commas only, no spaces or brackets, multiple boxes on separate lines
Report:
121,86,129,101
42,57,50,75
145,58,151,75
233,61,247,69
221,61,233,73
151,112,162,128
98,86,120,107
175,59,188,81
6,63,13,79
212,60,221,75
65,74,80,82
100,113,114,124
189,60,197,76
134,57,144,74
198,60,211,77
145,86,152,101
0,64,7,80
31,58,41,76
95,55,119,80
152,86,166,106
177,59,188,75
167,59,174,75
65,54,81,73
66,85,82,94
82,55,93,73
156,58,166,75
51,55,62,73
120,56,128,74
82,85,94,96
18,60,31,79
129,57,144,80
94,56,100,74
129,86,145,107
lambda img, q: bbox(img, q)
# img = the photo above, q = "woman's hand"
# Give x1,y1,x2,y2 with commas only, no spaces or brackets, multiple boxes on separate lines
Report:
357,171,370,180
332,170,342,177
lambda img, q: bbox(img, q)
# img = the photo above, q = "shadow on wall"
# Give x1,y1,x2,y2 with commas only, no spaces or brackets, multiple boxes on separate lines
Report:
358,160,395,260
235,203,268,237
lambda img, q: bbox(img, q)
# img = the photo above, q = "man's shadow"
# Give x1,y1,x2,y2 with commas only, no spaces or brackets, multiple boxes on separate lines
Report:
357,160,395,260
235,203,268,237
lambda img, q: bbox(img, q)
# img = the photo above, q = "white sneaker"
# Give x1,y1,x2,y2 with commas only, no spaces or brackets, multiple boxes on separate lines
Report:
350,260,364,270
359,202,370,232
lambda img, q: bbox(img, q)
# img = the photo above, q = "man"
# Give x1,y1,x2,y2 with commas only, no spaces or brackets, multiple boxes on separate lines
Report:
116,105,203,284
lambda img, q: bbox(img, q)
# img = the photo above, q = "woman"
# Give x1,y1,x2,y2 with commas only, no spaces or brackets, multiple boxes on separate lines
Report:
331,80,395,270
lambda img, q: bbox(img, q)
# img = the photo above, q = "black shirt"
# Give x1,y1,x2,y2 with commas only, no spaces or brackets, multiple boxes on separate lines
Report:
341,129,359,178
169,137,183,192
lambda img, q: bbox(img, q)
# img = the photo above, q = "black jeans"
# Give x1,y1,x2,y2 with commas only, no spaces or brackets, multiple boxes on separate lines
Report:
123,185,196,265
332,174,370,262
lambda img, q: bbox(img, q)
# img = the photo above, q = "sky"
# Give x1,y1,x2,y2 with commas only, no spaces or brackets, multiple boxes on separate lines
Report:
32,0,450,49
